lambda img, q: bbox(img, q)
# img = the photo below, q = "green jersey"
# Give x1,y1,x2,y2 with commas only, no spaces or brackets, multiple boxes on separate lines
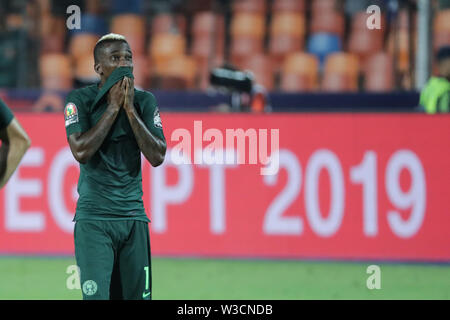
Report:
0,98,14,130
64,83,165,222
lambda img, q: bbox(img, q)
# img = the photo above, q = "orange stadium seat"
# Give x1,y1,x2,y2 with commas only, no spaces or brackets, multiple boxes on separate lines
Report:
74,55,99,83
110,14,146,55
230,13,265,38
280,52,319,92
230,36,264,66
269,12,306,69
191,12,225,59
151,13,186,35
157,55,198,89
387,29,415,72
310,11,345,38
69,34,99,62
132,55,150,89
322,53,359,92
434,9,450,34
348,30,384,63
236,54,275,90
271,12,305,38
149,32,186,67
232,0,267,14
364,52,394,92
434,10,450,51
311,0,338,15
40,15,66,53
272,0,306,13
40,54,73,90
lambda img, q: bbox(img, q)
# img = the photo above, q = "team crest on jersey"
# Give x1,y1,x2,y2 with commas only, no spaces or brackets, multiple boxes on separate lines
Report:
64,103,78,127
82,280,97,296
153,108,162,128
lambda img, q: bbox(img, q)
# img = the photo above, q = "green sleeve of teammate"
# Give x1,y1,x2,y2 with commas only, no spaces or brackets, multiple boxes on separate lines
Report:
140,92,165,142
0,99,14,130
437,91,450,113
64,91,90,137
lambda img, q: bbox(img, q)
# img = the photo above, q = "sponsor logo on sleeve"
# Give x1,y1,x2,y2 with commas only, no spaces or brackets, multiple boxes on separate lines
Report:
153,108,162,128
64,103,79,127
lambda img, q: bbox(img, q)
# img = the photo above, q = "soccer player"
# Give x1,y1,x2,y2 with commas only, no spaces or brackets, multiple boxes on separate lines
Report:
0,98,31,189
64,33,166,300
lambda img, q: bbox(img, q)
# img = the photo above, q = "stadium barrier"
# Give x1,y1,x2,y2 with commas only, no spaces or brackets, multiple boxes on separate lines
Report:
0,113,449,261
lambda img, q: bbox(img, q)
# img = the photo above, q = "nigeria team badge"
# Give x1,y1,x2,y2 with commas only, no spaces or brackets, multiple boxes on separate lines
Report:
82,280,97,296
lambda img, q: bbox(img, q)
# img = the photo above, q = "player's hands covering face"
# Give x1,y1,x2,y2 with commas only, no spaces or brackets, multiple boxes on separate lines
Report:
107,79,127,111
123,77,135,111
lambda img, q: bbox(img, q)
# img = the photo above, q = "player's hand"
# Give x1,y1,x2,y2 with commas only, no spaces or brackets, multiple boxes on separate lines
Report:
123,77,135,112
107,79,126,112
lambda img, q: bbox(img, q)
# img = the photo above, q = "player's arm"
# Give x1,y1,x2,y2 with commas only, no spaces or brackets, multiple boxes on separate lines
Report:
68,80,126,164
0,118,31,188
122,78,166,167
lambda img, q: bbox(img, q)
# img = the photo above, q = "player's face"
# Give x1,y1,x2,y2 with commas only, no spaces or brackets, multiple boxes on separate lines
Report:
98,41,133,80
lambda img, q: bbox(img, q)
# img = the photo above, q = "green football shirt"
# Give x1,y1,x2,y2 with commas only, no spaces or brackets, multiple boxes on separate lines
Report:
0,98,14,130
64,83,165,222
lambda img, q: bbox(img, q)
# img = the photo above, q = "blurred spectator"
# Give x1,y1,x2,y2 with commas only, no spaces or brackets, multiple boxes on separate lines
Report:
419,46,450,113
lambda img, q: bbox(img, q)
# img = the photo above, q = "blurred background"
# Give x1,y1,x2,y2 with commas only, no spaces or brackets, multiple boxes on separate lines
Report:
0,0,448,111
0,0,449,300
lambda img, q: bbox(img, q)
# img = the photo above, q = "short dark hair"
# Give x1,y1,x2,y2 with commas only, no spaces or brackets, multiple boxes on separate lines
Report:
93,33,128,64
437,46,450,62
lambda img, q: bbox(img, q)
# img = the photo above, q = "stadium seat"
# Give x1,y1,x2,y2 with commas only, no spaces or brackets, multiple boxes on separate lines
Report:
68,34,99,62
111,14,146,55
236,54,275,91
40,54,73,90
272,0,306,13
434,10,450,51
232,0,267,14
132,55,150,89
74,55,99,84
230,13,265,38
307,32,342,69
387,30,415,72
149,33,186,67
192,11,215,35
156,55,198,89
364,52,394,92
271,12,305,38
151,13,187,35
311,0,338,15
230,36,264,66
322,52,359,92
40,16,66,53
310,10,345,38
269,12,306,68
434,9,450,34
280,53,319,92
348,30,384,63
191,12,225,59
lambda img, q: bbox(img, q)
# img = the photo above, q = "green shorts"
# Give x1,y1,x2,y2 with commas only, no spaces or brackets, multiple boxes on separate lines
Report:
74,219,152,300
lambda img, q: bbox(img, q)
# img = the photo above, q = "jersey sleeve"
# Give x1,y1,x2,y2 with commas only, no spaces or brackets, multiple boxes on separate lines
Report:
0,98,14,130
141,92,166,142
64,91,89,137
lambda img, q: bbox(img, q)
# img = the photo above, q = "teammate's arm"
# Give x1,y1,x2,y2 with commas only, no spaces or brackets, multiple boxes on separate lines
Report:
68,80,126,164
122,78,166,167
0,118,31,188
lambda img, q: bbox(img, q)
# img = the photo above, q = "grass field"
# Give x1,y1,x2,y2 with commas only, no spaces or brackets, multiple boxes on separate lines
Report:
0,256,449,300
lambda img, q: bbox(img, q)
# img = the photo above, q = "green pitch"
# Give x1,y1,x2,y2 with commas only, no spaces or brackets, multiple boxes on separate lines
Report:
0,256,449,300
